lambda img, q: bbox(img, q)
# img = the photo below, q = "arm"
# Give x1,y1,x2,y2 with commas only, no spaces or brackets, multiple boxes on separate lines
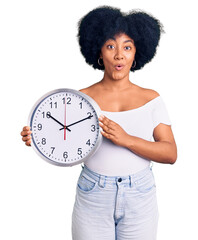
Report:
99,115,177,164
125,123,177,164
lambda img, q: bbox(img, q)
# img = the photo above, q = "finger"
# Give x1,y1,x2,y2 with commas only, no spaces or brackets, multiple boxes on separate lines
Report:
99,117,115,131
25,140,31,146
99,122,115,134
101,130,114,139
23,126,31,131
21,130,32,137
22,135,32,142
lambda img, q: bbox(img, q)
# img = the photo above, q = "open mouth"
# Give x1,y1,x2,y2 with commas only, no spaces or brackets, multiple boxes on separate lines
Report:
115,64,124,71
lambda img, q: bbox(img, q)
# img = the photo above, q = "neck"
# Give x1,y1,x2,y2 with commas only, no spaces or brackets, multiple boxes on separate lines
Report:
100,73,132,92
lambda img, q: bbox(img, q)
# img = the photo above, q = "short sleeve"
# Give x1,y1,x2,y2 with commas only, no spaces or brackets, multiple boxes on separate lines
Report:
152,96,171,129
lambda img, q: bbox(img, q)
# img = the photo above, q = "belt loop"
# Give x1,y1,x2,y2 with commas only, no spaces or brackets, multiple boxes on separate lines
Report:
129,175,132,188
99,175,105,188
150,162,153,170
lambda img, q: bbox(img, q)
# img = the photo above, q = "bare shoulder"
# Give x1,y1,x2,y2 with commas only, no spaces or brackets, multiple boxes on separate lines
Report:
140,86,160,102
79,88,89,94
79,82,100,97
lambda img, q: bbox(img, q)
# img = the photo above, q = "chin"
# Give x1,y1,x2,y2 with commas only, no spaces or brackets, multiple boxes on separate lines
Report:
112,72,126,80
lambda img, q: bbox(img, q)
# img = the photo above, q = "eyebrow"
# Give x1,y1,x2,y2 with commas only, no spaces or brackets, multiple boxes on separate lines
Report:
108,38,134,44
124,40,133,43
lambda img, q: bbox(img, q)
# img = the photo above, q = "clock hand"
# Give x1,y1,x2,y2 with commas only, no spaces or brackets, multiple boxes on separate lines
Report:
59,114,93,131
64,101,66,140
47,113,71,132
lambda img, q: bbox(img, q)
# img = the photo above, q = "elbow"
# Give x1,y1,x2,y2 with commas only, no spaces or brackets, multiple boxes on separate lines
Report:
168,150,177,165
168,142,177,165
169,155,177,164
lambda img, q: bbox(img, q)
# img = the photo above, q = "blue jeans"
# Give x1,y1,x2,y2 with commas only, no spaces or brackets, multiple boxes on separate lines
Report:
72,164,159,240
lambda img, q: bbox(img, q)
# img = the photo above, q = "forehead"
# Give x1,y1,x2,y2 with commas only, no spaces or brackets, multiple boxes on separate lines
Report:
106,33,134,44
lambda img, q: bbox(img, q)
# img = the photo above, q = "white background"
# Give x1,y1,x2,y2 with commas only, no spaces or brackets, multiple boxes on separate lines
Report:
1,0,197,239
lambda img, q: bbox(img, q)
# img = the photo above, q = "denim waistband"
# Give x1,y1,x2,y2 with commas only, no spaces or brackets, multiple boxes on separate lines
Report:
82,163,153,186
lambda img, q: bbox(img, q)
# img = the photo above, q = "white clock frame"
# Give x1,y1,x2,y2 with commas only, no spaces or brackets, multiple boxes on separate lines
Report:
28,88,103,166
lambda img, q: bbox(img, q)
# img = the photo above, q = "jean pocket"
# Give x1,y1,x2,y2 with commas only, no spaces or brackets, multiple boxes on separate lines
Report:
133,171,156,193
77,172,97,193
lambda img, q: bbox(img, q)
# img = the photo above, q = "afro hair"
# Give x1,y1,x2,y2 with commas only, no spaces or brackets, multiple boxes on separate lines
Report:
77,6,164,72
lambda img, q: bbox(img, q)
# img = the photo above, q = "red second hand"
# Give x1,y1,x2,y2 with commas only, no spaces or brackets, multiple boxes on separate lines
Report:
64,100,66,140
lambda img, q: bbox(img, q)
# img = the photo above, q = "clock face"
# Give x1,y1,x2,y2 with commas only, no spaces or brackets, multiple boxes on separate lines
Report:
28,88,102,166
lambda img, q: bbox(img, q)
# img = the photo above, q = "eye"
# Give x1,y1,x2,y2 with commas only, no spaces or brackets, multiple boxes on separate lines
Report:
125,46,132,50
107,45,115,49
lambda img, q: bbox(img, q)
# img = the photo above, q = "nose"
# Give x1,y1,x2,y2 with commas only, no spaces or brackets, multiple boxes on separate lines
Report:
114,48,124,60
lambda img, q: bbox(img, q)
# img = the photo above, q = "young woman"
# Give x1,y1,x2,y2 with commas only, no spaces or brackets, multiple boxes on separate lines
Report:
21,6,177,240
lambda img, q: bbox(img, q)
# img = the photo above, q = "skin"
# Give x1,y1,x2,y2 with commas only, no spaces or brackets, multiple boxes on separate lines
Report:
21,33,177,164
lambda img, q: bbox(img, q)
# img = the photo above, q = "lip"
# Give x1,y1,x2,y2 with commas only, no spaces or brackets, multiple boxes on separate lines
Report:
115,64,124,71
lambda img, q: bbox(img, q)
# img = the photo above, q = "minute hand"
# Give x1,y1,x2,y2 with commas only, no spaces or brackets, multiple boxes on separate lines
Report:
59,115,93,130
47,114,71,132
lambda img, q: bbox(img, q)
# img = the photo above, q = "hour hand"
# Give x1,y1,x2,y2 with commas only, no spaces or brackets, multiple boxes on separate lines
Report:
47,113,71,132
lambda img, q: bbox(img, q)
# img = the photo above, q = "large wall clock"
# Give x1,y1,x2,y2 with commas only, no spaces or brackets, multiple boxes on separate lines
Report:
28,88,103,166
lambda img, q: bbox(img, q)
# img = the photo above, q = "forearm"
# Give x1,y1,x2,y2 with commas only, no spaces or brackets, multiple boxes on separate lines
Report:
125,135,177,164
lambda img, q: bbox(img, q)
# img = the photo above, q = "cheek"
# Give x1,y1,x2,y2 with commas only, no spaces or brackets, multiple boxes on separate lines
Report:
103,57,113,70
127,52,135,61
126,56,135,69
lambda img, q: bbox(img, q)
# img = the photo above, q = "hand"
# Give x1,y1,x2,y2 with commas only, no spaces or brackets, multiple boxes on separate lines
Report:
99,115,130,147
59,114,93,130
21,126,32,146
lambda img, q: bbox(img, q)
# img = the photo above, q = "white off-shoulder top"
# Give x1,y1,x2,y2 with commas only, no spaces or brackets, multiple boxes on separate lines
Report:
85,96,171,176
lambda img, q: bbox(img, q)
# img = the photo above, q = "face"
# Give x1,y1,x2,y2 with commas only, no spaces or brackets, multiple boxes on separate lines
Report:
100,33,136,81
